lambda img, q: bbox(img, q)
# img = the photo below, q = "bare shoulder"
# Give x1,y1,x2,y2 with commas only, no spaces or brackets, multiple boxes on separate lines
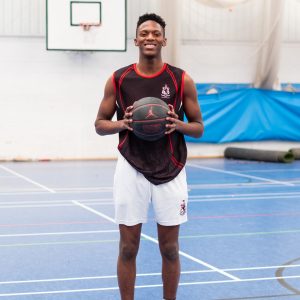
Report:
183,72,197,99
96,75,117,121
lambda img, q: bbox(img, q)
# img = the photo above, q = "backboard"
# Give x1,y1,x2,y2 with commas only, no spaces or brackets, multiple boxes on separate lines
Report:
46,0,127,51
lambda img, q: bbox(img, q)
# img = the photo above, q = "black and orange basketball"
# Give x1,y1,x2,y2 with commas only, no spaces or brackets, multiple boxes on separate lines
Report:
131,97,169,141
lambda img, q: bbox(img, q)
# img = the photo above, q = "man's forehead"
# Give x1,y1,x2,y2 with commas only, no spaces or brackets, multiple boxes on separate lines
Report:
138,20,163,32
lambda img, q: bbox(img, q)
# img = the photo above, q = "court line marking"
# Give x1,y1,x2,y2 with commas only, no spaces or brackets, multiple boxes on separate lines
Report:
54,187,113,191
1,275,300,297
1,263,300,285
0,165,56,193
1,181,299,195
2,228,300,247
187,163,295,186
2,211,300,229
72,200,240,281
0,203,114,209
0,230,119,238
0,189,111,196
0,220,112,228
188,211,300,220
190,191,300,198
236,168,300,173
189,194,300,203
1,191,300,206
0,198,112,205
3,192,300,208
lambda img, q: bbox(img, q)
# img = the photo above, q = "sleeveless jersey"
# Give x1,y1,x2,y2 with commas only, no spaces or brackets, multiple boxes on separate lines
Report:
113,63,187,185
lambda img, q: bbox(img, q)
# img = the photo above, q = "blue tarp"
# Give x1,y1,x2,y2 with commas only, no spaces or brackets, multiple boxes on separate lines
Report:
186,88,300,143
196,83,300,95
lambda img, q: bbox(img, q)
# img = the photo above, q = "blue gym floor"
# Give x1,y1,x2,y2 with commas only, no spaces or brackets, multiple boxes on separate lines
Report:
0,158,300,299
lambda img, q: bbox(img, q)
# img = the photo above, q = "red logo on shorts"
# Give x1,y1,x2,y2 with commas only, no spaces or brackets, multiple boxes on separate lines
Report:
180,200,186,216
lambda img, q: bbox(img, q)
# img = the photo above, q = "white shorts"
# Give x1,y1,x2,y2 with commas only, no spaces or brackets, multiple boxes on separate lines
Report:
113,154,188,226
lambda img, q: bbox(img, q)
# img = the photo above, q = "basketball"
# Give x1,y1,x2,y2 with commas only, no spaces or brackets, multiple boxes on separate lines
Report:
131,97,169,141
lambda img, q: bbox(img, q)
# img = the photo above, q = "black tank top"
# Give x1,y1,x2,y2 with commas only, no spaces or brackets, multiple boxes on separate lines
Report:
113,63,187,185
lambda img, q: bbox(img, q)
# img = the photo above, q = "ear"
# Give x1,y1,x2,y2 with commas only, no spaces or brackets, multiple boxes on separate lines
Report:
134,38,138,46
162,38,167,47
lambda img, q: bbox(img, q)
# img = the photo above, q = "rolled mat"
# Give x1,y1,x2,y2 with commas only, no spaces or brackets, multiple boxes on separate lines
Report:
289,148,300,160
224,147,294,163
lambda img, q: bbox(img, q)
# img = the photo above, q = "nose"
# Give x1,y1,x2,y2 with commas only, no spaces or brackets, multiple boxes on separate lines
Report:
146,33,155,40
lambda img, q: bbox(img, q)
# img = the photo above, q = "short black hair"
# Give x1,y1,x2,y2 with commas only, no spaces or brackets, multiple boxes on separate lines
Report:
136,13,166,36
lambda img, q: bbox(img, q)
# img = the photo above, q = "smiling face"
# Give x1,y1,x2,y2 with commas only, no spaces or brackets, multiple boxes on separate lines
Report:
134,20,167,58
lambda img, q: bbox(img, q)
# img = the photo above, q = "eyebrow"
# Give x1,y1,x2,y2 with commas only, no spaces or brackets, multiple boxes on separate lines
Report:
139,29,162,34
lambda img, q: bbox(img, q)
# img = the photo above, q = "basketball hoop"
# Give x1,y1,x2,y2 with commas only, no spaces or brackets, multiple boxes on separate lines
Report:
80,22,101,31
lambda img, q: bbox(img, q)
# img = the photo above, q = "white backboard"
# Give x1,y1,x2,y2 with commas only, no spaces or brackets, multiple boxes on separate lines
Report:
46,0,127,51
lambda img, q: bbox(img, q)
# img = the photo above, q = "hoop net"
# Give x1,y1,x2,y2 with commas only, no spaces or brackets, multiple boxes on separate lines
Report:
80,22,101,31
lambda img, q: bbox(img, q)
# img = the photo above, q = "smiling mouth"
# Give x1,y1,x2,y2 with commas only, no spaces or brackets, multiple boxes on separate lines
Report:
144,44,156,49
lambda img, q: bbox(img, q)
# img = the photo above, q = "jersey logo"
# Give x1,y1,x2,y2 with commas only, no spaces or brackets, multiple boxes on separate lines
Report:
161,84,170,99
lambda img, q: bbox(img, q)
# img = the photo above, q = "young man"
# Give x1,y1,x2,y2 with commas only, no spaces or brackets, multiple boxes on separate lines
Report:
95,13,203,300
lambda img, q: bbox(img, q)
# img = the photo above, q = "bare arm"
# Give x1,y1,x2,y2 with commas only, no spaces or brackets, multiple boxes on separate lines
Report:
94,76,133,135
166,73,204,138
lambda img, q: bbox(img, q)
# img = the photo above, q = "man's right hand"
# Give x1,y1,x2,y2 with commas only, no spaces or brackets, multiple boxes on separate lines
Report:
120,105,134,131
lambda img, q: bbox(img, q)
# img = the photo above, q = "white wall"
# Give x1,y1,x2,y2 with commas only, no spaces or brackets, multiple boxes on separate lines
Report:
0,36,299,160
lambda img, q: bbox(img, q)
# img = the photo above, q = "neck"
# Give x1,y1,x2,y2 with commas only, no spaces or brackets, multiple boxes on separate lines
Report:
136,57,164,76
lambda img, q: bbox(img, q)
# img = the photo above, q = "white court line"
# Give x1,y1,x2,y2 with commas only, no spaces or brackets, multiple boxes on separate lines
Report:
1,192,300,208
187,163,295,187
54,187,113,191
0,165,56,193
189,191,300,198
0,189,111,196
1,275,300,297
237,168,300,173
0,198,111,205
1,263,300,285
0,230,118,238
0,203,114,209
72,201,240,281
1,181,299,195
189,194,300,203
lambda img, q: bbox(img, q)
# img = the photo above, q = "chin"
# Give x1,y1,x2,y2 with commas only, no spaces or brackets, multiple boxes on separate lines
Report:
142,51,158,58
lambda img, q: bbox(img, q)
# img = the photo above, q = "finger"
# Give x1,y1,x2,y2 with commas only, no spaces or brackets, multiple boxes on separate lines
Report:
168,104,174,111
125,106,134,112
167,112,178,119
124,112,132,119
166,117,177,123
124,119,133,131
165,127,176,134
165,122,176,134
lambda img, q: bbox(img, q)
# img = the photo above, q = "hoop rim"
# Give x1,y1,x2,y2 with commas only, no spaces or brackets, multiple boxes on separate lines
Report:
79,22,101,31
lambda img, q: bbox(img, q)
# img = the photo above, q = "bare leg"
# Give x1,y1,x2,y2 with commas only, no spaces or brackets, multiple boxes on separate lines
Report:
157,224,180,300
117,224,142,300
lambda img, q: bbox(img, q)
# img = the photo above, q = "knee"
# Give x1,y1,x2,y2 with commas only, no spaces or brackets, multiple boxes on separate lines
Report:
160,243,179,261
119,242,139,262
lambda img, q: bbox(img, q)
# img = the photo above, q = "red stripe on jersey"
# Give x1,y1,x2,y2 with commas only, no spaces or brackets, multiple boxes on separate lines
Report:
118,66,134,112
118,131,129,150
134,63,167,78
181,71,185,103
112,73,117,94
171,155,184,169
168,135,184,168
166,66,179,108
